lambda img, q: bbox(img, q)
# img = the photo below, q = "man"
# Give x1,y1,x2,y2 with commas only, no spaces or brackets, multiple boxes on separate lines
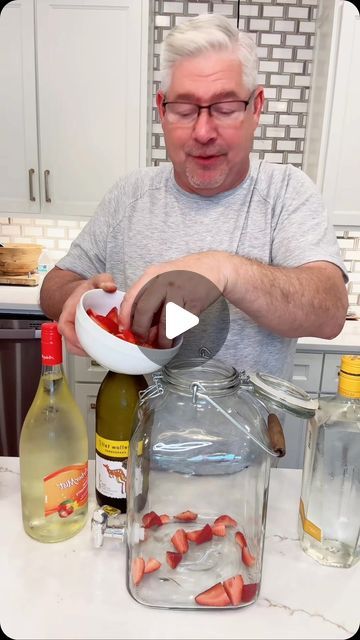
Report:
40,14,348,380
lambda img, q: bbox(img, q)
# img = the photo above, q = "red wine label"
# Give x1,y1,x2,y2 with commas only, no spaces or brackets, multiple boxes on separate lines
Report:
44,463,88,517
95,454,127,499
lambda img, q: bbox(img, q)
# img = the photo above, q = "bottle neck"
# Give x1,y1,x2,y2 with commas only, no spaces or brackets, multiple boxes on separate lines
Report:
41,363,64,377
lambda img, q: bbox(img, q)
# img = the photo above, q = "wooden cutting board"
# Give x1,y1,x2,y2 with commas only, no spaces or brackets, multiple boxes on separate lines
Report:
0,273,39,286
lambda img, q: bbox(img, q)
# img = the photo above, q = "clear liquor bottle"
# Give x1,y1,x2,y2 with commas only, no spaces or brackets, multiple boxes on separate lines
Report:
299,355,360,567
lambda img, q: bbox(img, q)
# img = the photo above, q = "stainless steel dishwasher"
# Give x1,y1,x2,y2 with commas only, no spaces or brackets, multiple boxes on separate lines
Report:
0,313,49,456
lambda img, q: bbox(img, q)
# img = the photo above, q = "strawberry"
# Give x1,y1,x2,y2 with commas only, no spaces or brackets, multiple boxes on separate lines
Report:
242,546,256,567
131,557,145,586
171,528,189,554
144,558,161,574
195,524,213,545
235,530,247,548
166,551,182,569
212,523,226,537
213,514,237,527
186,529,201,542
87,311,118,334
174,510,198,522
241,583,259,603
106,306,118,325
142,510,162,529
223,575,244,606
195,582,231,607
159,513,170,524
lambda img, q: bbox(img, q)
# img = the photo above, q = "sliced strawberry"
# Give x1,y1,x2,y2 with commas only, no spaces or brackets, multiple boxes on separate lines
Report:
166,551,182,569
195,523,213,545
242,546,256,567
159,513,170,524
142,510,162,529
121,328,138,344
131,557,145,586
223,575,244,606
212,523,226,537
235,530,247,548
144,558,161,574
106,306,118,325
186,529,201,542
241,583,259,603
87,310,118,334
195,582,231,607
171,528,189,554
174,510,198,522
213,514,237,527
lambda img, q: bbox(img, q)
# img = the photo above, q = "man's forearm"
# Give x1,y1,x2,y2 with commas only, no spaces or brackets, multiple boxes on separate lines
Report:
224,255,348,339
40,267,87,320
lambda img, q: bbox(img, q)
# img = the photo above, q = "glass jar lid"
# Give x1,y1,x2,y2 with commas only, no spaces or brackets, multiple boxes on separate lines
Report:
248,372,318,418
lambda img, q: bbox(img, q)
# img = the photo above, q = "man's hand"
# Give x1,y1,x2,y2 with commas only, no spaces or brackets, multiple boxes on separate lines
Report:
118,252,230,348
57,273,117,355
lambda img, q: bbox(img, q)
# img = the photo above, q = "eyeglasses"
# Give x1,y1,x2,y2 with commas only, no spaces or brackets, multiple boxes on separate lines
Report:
162,97,253,126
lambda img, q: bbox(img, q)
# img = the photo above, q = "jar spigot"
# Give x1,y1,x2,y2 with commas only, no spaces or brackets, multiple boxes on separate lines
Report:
91,506,127,548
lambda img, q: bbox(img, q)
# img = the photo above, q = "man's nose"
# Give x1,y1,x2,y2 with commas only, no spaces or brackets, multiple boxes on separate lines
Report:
192,108,218,143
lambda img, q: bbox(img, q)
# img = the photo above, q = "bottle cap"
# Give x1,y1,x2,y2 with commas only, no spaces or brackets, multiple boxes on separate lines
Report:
339,355,360,398
41,322,63,365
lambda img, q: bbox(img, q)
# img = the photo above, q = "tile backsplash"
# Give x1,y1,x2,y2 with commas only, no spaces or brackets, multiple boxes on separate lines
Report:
0,0,359,313
151,0,317,168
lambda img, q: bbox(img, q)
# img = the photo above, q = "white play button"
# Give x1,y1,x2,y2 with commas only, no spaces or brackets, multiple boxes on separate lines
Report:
165,302,199,340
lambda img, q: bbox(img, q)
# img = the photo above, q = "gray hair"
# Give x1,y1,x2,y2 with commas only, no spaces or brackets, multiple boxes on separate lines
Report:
159,14,259,93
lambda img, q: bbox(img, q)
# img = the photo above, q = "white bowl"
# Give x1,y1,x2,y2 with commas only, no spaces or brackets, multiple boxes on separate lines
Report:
75,289,182,375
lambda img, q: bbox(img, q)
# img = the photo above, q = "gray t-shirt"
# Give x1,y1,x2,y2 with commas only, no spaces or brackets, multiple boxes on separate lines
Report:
57,159,346,380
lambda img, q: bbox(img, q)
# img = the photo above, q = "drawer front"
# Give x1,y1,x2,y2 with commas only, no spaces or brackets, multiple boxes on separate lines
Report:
292,352,323,393
321,353,342,394
74,355,107,383
75,382,100,460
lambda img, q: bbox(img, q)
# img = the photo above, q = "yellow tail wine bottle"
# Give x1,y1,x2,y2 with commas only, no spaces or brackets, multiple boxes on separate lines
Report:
95,371,147,511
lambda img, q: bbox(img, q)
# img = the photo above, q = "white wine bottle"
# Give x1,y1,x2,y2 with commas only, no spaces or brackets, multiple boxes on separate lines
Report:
95,371,147,511
299,355,360,568
19,322,88,542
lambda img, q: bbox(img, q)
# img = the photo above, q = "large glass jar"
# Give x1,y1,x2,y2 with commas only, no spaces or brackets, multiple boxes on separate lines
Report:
124,358,303,609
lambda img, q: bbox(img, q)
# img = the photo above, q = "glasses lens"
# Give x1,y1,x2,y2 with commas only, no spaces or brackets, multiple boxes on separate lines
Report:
165,103,198,123
211,101,247,120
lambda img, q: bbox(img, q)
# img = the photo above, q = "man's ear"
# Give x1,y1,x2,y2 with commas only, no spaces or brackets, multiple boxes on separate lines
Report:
156,91,166,121
253,87,265,117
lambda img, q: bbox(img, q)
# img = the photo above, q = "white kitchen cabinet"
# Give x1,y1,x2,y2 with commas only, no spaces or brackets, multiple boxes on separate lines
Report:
75,382,100,460
289,353,323,393
321,353,342,393
68,354,106,458
0,0,149,218
303,0,360,225
0,1,40,213
278,352,323,470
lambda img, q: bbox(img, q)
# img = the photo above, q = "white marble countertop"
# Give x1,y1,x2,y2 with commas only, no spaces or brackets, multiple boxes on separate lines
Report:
1,458,358,640
0,278,43,313
0,279,359,350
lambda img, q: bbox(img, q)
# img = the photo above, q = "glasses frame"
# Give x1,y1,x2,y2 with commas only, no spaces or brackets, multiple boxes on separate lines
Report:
162,93,255,124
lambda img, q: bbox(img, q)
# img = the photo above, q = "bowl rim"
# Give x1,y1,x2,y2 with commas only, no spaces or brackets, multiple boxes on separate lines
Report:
77,288,182,354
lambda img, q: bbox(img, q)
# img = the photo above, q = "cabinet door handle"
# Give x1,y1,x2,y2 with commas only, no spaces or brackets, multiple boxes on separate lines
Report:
44,169,51,202
28,168,35,201
90,402,96,410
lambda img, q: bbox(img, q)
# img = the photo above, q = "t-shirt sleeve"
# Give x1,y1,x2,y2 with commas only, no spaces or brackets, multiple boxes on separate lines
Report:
270,165,348,281
56,180,123,278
